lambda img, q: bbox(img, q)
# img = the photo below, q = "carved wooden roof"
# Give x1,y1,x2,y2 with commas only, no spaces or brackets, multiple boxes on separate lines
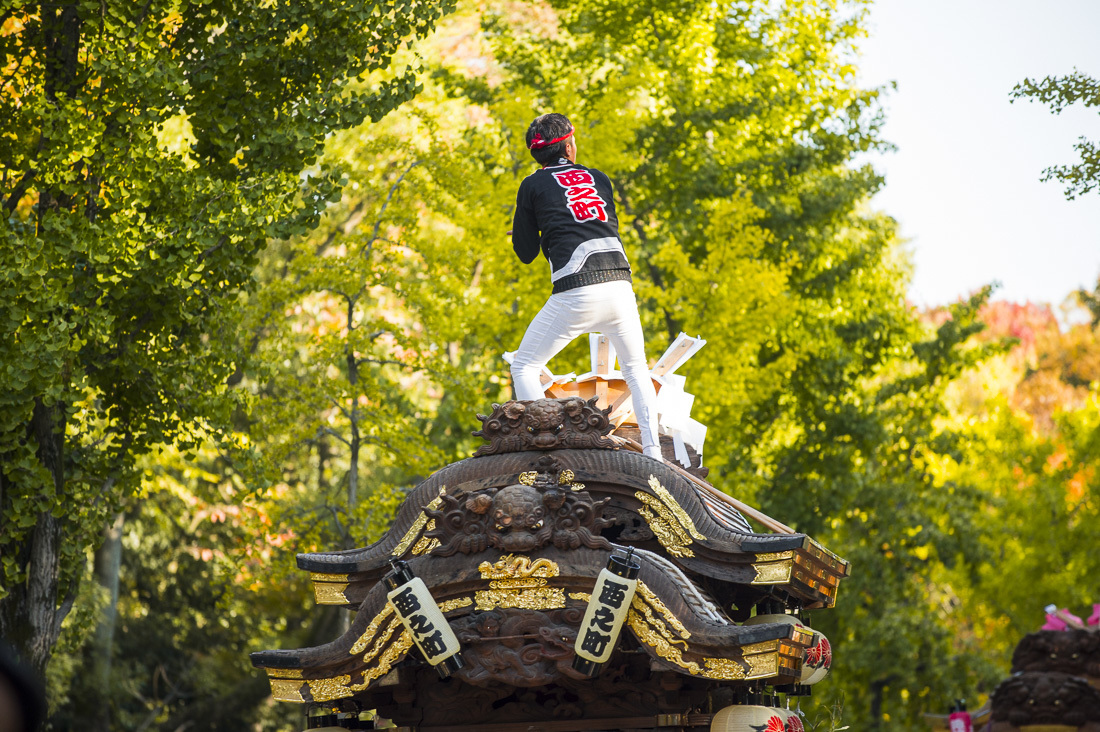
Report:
252,398,851,728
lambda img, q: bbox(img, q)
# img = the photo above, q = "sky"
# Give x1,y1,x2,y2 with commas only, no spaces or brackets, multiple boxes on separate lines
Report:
856,0,1100,307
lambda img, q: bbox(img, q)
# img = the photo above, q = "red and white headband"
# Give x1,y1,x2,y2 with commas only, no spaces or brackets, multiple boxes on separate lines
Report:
528,125,574,150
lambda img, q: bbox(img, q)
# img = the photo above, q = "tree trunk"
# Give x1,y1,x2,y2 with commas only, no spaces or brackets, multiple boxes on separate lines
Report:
0,1,87,678
343,347,360,638
869,677,890,732
0,399,68,677
346,349,359,532
87,512,125,732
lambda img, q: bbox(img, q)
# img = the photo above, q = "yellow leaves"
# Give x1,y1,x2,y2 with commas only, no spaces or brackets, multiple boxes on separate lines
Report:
154,114,198,167
284,23,310,47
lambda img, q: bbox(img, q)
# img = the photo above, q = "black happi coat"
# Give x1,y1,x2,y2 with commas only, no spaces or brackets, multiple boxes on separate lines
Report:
512,159,631,292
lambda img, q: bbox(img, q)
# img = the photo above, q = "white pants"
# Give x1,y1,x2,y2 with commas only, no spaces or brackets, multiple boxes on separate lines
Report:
510,280,662,458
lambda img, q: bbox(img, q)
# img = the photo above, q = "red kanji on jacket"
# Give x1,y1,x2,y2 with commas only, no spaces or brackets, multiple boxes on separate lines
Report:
551,169,608,223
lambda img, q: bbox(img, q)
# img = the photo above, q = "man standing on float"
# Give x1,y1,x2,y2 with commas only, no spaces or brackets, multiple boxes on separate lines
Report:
509,113,663,461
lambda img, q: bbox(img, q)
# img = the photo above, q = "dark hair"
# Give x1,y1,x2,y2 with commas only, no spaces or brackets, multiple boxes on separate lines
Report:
525,113,573,166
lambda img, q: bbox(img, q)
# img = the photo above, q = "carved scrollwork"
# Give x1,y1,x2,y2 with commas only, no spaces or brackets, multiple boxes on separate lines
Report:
472,397,616,456
452,609,589,688
991,671,1100,726
1012,629,1100,679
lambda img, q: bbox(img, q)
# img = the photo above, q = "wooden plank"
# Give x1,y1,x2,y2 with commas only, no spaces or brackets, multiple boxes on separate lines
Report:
596,334,611,375
595,377,608,407
652,333,705,377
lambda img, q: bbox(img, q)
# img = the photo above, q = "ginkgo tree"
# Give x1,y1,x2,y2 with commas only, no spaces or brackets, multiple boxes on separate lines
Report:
0,0,455,677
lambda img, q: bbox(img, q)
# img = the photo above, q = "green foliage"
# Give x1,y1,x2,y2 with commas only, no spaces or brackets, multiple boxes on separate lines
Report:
58,443,317,730
1077,275,1100,327
453,1,1004,724
1011,69,1100,199
203,0,1012,726
32,1,1100,729
937,302,1100,665
0,0,455,675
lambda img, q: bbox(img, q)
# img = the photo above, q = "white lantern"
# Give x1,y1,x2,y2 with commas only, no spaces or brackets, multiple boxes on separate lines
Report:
780,708,807,732
572,549,640,676
384,561,464,678
711,705,788,732
802,632,831,685
743,613,831,686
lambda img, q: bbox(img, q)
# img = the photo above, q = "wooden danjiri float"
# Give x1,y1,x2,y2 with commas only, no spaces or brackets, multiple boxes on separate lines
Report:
251,335,851,731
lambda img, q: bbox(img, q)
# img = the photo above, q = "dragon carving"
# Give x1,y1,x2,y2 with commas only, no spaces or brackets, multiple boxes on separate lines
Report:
451,608,588,688
472,397,616,457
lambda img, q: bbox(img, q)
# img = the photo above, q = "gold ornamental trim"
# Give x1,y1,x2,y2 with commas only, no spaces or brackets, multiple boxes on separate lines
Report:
744,653,780,679
634,581,690,640
626,580,698,673
360,631,414,688
309,572,349,583
360,616,404,667
312,581,350,605
350,604,395,655
474,587,565,611
307,674,353,703
627,610,702,674
479,554,560,590
309,631,415,703
411,519,439,555
518,469,585,490
701,645,781,681
559,469,585,491
741,640,780,655
702,658,747,680
438,596,473,613
391,486,447,557
268,668,304,679
478,554,560,580
636,494,695,558
568,591,591,602
625,581,794,682
647,476,706,540
269,678,306,702
751,560,794,585
754,551,794,562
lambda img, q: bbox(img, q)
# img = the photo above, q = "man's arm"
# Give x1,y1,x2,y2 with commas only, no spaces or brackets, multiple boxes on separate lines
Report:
511,182,541,264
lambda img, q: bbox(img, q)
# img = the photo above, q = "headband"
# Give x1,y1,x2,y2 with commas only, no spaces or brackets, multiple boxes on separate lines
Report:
527,125,574,150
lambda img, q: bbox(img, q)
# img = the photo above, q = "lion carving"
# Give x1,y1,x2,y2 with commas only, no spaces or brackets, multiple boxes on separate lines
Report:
472,397,616,456
424,464,612,556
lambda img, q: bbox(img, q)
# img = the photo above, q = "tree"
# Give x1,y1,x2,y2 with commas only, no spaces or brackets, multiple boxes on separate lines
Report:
0,0,454,679
932,296,1100,684
48,1,1025,726
455,0,1005,724
1011,69,1100,199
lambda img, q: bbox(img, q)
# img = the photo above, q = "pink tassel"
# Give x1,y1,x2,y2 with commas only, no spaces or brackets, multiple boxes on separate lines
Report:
1041,613,1068,631
1043,604,1084,630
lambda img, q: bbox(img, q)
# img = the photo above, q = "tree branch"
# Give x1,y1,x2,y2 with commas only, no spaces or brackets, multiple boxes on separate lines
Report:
364,160,420,255
4,168,37,214
318,426,350,446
